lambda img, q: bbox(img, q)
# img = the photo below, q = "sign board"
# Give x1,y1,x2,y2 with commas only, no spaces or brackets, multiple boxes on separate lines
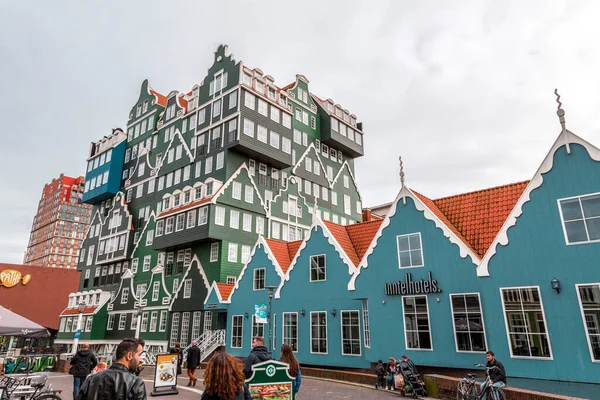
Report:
385,271,442,296
255,303,268,324
0,269,32,288
246,360,296,400
150,354,179,396
74,330,82,339
206,304,218,309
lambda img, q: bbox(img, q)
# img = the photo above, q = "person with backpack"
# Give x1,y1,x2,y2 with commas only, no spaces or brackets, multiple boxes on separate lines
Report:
243,337,272,378
375,360,386,389
69,343,97,399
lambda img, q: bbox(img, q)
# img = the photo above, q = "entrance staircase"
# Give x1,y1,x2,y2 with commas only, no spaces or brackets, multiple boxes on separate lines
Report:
183,329,226,362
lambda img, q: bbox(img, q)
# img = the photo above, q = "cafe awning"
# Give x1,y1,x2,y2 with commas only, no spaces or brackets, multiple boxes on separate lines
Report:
0,305,49,338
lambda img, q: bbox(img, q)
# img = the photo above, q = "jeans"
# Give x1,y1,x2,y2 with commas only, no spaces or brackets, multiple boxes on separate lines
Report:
480,381,505,400
73,376,86,399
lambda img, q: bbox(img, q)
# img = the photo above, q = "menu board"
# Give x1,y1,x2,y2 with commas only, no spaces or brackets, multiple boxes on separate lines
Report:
248,382,293,399
246,360,296,400
154,354,178,388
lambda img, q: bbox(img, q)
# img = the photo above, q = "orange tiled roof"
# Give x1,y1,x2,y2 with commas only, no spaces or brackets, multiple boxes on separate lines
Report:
432,181,529,256
264,239,303,274
216,283,234,301
345,220,383,260
158,197,213,218
323,221,360,266
412,190,478,256
61,306,98,316
150,89,167,107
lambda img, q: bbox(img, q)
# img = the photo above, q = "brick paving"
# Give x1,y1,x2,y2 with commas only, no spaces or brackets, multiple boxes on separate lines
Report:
46,370,434,399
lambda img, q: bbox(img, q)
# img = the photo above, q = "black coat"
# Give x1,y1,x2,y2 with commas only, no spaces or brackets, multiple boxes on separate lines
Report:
201,385,251,400
243,346,272,378
76,363,146,400
69,349,98,377
487,359,507,384
187,345,201,369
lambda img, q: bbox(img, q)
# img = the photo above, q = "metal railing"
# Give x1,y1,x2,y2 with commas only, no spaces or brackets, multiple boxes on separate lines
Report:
182,329,226,362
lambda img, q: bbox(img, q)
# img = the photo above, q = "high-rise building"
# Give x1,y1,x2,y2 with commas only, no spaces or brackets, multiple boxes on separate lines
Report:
24,174,92,268
55,44,365,354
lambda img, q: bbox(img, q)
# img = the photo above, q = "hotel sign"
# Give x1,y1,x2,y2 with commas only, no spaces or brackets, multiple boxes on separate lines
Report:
385,271,441,296
0,269,32,288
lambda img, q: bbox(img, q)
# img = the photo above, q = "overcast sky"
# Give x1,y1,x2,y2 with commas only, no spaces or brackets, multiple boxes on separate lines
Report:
2,0,600,264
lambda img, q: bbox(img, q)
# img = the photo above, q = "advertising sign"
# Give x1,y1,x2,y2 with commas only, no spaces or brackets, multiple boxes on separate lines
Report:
255,303,268,324
0,269,32,288
246,360,296,400
150,354,179,396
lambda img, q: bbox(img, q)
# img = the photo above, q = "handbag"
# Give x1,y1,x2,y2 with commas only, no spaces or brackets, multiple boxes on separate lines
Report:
394,374,405,389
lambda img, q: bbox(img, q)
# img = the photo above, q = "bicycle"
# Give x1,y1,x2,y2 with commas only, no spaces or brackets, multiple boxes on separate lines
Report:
456,364,506,400
0,373,63,400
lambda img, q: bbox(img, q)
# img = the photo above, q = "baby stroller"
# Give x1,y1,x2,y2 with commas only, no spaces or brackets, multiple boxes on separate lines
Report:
398,360,428,398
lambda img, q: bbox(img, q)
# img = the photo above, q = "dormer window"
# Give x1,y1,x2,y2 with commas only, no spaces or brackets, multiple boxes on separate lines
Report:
255,81,265,94
162,198,170,210
195,187,203,200
327,102,334,113
184,190,191,204
268,87,276,100
344,113,350,123
335,107,342,118
188,98,196,112
243,73,252,86
206,182,214,197
351,116,357,126
174,195,181,208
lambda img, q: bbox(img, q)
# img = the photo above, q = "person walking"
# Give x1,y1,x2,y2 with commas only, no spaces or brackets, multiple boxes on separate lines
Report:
76,338,146,400
201,352,251,400
186,340,201,387
69,343,97,399
169,342,183,376
243,336,272,378
280,344,302,394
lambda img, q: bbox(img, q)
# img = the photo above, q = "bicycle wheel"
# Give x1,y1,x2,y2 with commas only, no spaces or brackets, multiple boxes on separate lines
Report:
456,381,469,399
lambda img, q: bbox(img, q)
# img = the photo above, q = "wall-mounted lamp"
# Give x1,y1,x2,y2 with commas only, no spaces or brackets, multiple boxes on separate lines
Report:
300,308,305,317
551,278,561,294
244,312,249,319
331,307,337,317
381,300,386,305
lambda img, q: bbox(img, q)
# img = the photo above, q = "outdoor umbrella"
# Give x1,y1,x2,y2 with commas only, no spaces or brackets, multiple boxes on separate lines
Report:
0,305,49,338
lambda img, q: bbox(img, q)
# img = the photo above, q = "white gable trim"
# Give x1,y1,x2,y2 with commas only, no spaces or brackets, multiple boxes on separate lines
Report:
317,218,358,275
478,130,600,277
169,254,210,311
291,143,331,187
156,129,194,173
348,186,479,291
130,211,156,256
332,160,362,202
210,162,266,210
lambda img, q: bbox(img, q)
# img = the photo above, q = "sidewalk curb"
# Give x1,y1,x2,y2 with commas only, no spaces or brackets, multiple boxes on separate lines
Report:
304,376,404,396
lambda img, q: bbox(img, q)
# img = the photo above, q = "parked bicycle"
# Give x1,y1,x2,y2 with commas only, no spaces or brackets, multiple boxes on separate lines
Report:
0,373,62,400
456,364,506,400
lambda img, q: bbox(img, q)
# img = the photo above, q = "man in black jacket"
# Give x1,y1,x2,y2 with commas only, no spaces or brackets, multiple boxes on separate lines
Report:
77,338,146,400
244,336,272,378
186,340,201,387
480,350,506,397
69,343,97,399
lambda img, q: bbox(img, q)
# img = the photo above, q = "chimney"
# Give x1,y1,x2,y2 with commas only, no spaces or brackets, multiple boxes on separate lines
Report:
362,209,373,222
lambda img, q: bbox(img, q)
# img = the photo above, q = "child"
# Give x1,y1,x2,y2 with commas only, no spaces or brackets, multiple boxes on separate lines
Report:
375,360,386,389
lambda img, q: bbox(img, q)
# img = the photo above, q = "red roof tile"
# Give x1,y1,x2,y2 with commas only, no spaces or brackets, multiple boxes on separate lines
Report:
264,239,302,274
216,283,234,301
0,264,80,330
345,220,383,260
150,89,167,107
158,196,213,218
432,181,529,256
323,221,361,266
412,190,478,256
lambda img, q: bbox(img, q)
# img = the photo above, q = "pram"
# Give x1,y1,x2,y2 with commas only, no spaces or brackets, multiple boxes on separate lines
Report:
397,360,428,398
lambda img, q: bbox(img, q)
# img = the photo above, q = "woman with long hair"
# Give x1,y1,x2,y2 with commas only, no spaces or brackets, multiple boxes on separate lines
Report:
201,352,251,400
280,344,302,393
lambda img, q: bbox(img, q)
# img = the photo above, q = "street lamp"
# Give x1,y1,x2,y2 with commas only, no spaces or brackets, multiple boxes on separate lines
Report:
72,302,86,353
265,286,277,352
135,305,144,338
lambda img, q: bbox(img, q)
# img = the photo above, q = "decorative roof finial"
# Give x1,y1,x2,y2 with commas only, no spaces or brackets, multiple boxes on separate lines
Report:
399,156,405,188
555,89,566,132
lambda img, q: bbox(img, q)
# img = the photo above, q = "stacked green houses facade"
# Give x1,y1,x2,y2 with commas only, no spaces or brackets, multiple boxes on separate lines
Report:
54,45,365,358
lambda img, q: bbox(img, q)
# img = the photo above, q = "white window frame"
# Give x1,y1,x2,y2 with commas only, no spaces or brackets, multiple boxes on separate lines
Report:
310,254,326,282
499,286,554,360
253,268,266,291
159,310,167,332
228,243,238,263
575,283,600,362
231,315,244,348
245,185,254,203
282,312,298,353
396,232,424,269
310,311,328,354
183,279,192,298
449,293,488,353
215,206,225,226
107,314,115,330
361,299,371,348
121,287,129,304
557,192,600,245
340,310,361,356
232,182,242,200
118,314,127,331
402,296,433,351
210,242,219,262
